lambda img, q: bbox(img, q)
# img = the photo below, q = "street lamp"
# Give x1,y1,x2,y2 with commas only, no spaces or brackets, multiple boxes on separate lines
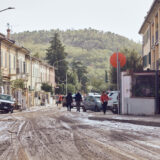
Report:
0,7,15,13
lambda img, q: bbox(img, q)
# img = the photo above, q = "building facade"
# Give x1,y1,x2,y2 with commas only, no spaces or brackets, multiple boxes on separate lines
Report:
0,29,55,108
139,0,160,70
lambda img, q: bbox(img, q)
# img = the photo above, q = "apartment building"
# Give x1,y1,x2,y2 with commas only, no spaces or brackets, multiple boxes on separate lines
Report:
139,0,160,70
0,29,55,107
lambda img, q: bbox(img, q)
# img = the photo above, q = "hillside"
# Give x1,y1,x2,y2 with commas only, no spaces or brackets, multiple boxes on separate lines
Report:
12,28,142,78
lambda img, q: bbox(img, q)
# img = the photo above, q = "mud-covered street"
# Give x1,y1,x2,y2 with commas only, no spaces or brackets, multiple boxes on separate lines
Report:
0,106,160,160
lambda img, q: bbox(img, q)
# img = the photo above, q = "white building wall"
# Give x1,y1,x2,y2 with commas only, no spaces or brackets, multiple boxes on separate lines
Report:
121,72,132,114
121,72,156,115
124,98,155,115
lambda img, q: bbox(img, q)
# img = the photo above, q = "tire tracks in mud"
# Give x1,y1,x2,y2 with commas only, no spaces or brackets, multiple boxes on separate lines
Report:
0,114,30,160
1,109,160,160
55,114,160,160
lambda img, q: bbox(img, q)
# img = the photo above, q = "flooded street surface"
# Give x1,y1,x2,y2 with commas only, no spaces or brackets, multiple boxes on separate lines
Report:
0,106,160,160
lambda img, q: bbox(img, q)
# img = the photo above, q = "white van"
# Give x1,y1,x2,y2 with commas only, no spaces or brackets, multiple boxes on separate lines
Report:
107,91,119,113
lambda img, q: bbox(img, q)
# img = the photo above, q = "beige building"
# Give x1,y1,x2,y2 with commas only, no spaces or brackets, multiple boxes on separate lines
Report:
0,29,56,108
0,31,30,94
139,0,160,70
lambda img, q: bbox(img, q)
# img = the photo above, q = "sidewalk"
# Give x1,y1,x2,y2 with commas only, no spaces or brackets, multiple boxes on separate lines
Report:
90,111,160,127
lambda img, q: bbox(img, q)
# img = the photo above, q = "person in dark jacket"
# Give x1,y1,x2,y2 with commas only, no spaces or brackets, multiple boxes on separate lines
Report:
75,92,82,112
66,93,73,111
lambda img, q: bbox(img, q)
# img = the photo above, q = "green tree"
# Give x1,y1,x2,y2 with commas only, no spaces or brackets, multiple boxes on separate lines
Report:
109,49,143,86
67,84,75,94
55,83,65,95
11,79,25,90
71,61,87,82
67,71,78,86
41,83,53,94
46,33,68,83
71,60,88,93
105,70,109,83
33,52,40,59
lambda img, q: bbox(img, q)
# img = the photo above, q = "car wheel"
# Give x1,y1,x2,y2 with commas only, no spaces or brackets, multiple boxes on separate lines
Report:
112,108,118,114
10,109,13,113
94,105,99,112
83,106,86,112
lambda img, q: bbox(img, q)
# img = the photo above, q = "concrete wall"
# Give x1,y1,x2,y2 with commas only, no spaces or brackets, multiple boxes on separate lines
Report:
124,98,155,115
121,72,132,114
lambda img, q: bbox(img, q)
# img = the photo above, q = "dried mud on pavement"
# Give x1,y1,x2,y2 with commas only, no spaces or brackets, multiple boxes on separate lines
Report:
0,107,160,160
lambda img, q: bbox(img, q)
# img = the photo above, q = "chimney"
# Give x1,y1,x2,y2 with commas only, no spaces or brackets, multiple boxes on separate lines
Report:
7,23,11,39
7,28,10,39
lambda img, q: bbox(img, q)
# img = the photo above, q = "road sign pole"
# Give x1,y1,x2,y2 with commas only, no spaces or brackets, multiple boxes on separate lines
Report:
110,51,126,115
117,51,119,91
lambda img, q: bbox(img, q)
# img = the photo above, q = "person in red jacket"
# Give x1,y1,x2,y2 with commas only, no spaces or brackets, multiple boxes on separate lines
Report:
100,91,109,114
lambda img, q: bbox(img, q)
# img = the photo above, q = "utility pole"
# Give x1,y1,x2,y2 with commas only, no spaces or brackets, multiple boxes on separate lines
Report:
116,50,121,114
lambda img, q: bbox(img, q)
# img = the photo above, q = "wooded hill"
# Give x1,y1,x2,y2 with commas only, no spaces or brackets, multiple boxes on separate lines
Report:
12,28,142,78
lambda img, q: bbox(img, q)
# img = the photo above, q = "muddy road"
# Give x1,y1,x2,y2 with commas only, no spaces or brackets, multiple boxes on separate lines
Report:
0,106,160,160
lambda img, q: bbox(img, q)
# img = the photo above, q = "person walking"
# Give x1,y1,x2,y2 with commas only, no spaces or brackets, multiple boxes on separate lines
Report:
75,91,82,112
66,93,73,111
100,91,109,114
58,94,63,109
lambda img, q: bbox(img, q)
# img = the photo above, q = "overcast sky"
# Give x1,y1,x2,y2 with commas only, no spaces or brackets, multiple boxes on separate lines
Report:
0,0,152,42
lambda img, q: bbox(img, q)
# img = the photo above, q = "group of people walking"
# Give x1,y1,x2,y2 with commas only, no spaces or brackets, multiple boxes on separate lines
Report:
66,92,82,112
57,91,109,114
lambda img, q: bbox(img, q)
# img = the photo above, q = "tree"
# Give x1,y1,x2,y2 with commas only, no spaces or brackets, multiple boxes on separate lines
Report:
11,79,25,90
105,70,108,83
109,49,143,86
71,60,88,93
71,61,87,82
41,83,53,94
67,84,76,94
122,48,143,72
46,33,68,83
33,52,40,59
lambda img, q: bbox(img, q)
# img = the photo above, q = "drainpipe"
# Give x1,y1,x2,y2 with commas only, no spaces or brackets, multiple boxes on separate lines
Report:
30,55,32,90
0,39,3,94
155,61,159,114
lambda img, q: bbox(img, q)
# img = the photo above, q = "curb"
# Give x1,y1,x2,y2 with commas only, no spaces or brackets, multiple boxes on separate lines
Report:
88,117,160,127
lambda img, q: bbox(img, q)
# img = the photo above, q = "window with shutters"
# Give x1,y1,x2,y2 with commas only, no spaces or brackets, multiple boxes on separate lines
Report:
23,62,26,74
5,52,7,68
143,55,148,67
13,56,16,70
1,51,3,67
149,52,151,65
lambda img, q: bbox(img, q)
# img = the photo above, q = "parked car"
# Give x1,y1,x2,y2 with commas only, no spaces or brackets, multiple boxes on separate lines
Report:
83,95,102,112
0,94,15,113
107,91,119,114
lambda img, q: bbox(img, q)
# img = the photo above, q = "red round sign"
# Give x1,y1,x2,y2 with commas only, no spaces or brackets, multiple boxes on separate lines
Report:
110,52,126,68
